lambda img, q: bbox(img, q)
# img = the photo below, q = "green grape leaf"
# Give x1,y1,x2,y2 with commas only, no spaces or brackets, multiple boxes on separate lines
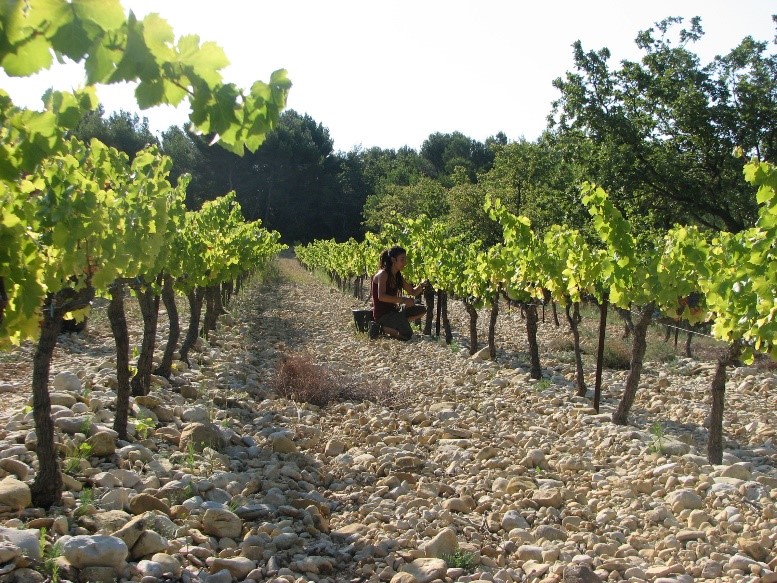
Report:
4,0,71,44
84,39,124,84
1,35,53,76
178,37,227,86
72,0,125,30
135,78,165,108
140,13,176,62
50,19,95,61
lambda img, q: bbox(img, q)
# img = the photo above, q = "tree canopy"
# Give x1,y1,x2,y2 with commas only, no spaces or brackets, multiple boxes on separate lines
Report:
550,16,777,232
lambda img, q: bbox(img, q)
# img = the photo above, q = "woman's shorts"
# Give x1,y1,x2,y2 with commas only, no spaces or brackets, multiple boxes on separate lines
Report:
378,305,426,340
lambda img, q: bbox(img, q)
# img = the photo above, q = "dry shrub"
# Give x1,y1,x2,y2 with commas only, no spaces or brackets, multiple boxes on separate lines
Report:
753,352,777,371
547,335,577,353
272,351,400,407
602,342,632,370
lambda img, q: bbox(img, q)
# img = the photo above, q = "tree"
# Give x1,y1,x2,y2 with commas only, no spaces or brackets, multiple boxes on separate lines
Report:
362,177,448,232
160,125,209,208
73,108,159,159
420,131,494,184
479,135,586,235
550,16,777,232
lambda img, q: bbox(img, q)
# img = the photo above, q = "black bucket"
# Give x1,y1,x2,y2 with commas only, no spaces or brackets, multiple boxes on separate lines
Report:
352,309,374,333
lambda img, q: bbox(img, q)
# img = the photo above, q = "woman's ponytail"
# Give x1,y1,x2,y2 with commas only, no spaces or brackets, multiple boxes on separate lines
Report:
379,250,391,270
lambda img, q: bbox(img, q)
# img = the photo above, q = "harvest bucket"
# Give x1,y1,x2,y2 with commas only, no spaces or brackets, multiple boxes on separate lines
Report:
351,309,374,333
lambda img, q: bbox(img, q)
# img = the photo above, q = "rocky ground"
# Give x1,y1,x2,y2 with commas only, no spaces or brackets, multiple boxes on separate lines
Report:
0,257,775,583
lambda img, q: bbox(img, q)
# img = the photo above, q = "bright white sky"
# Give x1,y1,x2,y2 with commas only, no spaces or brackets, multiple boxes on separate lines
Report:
2,0,775,152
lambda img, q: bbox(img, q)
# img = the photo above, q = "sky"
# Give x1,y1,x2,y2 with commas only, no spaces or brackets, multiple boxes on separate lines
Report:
2,1,775,152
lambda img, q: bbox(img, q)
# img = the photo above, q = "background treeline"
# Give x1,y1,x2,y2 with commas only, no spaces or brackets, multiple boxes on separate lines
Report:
74,16,777,243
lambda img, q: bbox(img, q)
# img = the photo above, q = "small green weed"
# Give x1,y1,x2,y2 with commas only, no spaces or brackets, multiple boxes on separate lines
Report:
64,442,93,475
442,549,476,570
74,487,94,517
648,421,666,454
185,442,197,473
535,378,551,391
133,416,155,440
129,346,139,376
79,416,93,435
39,528,62,583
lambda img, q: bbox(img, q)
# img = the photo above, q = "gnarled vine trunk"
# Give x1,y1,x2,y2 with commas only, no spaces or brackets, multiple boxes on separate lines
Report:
202,284,224,337
441,292,452,344
154,274,179,379
130,280,161,397
566,301,587,397
463,299,478,355
108,282,131,440
708,342,741,464
612,302,655,425
488,295,499,360
423,284,435,336
31,287,93,508
180,287,205,367
525,303,542,380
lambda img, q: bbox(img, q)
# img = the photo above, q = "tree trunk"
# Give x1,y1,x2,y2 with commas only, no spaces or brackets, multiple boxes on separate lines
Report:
488,295,499,360
616,306,634,339
108,282,131,440
130,281,160,397
30,287,93,508
594,296,608,412
525,303,542,380
154,274,179,379
566,301,587,397
423,284,435,336
180,287,205,367
30,298,64,508
441,292,452,344
435,289,442,338
0,276,7,328
612,302,655,425
463,299,478,355
202,284,222,337
222,279,234,308
708,342,741,464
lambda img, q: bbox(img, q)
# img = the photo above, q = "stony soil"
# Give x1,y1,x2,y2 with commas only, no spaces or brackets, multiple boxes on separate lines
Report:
0,257,775,583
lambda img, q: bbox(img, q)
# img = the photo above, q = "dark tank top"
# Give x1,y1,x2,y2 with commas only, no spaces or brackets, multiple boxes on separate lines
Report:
371,271,399,321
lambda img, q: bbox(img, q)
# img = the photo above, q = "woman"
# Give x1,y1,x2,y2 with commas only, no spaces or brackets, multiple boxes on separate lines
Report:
369,246,426,340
